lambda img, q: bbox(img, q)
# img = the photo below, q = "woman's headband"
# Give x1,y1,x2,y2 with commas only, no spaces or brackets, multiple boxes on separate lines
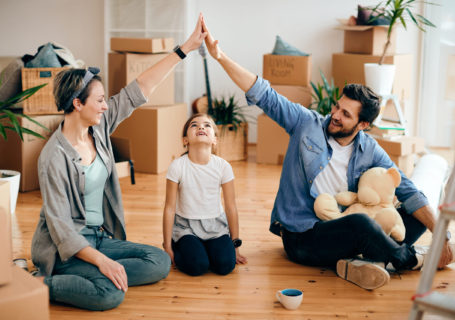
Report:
63,66,100,111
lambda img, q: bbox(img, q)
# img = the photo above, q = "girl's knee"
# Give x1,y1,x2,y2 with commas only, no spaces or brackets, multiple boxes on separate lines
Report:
211,256,235,275
178,258,209,276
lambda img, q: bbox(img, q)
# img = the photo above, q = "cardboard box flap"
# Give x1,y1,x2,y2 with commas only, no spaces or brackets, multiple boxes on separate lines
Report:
335,18,389,30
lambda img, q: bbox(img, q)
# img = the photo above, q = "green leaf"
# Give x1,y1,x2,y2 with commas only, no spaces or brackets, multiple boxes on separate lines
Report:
310,70,340,116
19,126,46,140
16,113,51,132
416,14,436,27
0,123,6,140
3,109,23,140
0,83,47,109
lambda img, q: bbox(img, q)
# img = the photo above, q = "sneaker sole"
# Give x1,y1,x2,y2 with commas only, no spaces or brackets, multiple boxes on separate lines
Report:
336,259,390,290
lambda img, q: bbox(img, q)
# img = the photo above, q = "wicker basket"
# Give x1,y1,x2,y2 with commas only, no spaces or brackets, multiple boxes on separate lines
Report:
21,67,66,115
215,122,248,162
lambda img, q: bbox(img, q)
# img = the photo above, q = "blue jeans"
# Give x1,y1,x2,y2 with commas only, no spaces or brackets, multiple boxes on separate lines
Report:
281,208,426,271
44,228,171,311
172,234,236,276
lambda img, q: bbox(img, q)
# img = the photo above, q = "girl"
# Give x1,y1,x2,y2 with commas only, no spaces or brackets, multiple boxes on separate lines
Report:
162,113,247,276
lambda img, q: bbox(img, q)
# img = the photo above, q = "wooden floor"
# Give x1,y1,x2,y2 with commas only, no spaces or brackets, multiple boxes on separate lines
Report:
11,147,455,320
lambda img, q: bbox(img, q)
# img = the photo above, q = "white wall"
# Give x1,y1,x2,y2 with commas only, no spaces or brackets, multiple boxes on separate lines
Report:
0,0,104,75
0,0,422,142
188,0,421,142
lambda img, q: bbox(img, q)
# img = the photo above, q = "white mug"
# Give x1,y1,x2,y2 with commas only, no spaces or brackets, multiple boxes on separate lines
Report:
276,288,303,310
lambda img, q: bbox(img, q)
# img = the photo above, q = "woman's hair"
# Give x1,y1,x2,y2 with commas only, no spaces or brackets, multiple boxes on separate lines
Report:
53,68,102,114
181,113,218,154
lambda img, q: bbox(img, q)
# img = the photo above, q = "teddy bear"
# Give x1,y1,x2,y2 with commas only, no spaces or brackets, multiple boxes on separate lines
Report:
314,167,405,242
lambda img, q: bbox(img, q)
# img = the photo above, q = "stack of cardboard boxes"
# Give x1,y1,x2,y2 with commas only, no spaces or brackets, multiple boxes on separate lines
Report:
0,64,64,192
375,136,425,177
257,54,312,164
332,25,412,104
0,180,49,319
332,25,425,176
109,38,188,174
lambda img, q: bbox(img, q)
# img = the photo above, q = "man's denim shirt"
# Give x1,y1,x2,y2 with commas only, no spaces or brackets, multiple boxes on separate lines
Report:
246,77,428,236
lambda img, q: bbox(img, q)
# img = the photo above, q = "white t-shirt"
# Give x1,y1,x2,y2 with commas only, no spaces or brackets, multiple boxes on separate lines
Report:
166,154,234,220
314,136,354,196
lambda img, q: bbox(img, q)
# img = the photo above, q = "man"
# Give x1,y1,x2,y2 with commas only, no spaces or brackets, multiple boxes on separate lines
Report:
201,17,454,290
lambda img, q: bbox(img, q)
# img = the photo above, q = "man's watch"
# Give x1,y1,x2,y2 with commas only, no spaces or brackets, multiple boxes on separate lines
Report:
173,45,186,60
447,231,451,242
232,238,242,248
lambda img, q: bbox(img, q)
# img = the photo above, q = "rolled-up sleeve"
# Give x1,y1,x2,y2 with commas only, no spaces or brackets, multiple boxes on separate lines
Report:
246,77,270,106
400,191,429,215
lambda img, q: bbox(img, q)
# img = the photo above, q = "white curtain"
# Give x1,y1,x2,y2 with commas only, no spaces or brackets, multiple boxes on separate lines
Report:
418,0,455,148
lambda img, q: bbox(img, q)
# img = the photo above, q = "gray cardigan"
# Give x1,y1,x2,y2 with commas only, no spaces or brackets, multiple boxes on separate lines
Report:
31,80,147,276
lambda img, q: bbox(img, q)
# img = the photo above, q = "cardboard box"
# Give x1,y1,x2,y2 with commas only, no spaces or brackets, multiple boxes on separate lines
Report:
0,181,13,286
115,161,130,178
111,103,187,173
108,52,174,106
271,84,312,107
0,115,63,191
332,53,412,100
111,37,174,54
374,136,425,157
336,25,396,55
390,154,415,177
111,136,132,179
263,54,311,86
256,113,289,165
21,67,66,115
0,266,49,320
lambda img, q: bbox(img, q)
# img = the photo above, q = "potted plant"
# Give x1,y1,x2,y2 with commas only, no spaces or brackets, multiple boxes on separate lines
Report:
363,0,436,95
310,70,342,116
208,94,248,161
0,80,48,213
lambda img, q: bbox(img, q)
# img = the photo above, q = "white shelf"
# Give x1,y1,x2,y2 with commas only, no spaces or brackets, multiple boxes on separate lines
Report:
104,0,188,103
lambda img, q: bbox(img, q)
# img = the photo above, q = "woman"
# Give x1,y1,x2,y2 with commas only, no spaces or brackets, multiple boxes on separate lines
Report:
31,14,207,311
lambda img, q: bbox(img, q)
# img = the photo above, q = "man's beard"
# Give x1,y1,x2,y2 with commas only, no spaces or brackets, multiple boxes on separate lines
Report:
328,121,359,138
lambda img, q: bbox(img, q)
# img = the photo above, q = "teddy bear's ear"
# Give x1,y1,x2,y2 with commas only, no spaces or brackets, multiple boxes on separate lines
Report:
387,167,401,187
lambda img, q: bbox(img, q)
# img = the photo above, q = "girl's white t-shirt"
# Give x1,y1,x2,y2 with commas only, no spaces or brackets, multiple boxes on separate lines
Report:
314,136,354,196
166,154,234,220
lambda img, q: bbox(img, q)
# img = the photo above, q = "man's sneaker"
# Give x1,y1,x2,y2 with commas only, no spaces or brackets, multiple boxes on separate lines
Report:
412,245,429,270
336,258,390,290
412,243,455,270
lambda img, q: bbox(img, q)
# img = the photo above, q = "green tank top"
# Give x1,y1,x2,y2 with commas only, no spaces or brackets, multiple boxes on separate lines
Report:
82,153,108,226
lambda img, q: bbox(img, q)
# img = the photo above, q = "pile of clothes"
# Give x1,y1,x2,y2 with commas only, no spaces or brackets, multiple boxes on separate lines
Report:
0,42,85,104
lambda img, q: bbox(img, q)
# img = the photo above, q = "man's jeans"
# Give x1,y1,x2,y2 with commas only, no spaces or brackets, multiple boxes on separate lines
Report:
44,227,171,311
281,208,425,271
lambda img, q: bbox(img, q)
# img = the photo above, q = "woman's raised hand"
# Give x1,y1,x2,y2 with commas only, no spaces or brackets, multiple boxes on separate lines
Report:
181,13,208,54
